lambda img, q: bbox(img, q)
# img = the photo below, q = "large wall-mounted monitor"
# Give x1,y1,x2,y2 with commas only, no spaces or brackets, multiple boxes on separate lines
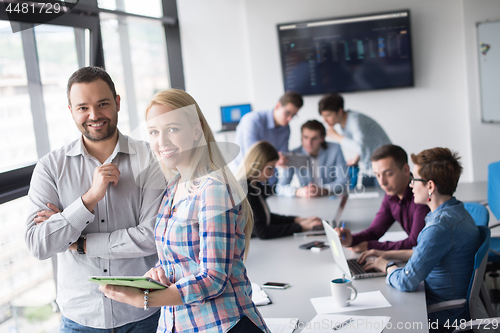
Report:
277,10,414,95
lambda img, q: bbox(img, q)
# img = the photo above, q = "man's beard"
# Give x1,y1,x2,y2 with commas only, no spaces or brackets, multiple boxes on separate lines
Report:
80,113,118,142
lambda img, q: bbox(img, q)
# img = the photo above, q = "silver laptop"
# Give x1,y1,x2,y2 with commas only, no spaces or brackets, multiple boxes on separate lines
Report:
322,220,386,279
293,194,348,237
330,193,349,228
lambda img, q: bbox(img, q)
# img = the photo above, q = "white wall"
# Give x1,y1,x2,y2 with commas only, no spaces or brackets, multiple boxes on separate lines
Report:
177,0,500,182
176,0,253,130
462,0,500,181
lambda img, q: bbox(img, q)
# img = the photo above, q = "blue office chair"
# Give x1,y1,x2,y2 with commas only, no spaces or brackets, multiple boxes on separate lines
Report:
463,202,500,260
487,161,500,262
427,226,492,331
464,202,490,227
488,161,500,223
451,165,500,332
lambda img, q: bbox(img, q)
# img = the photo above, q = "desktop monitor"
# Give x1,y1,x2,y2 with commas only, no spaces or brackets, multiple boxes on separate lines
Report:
220,104,252,132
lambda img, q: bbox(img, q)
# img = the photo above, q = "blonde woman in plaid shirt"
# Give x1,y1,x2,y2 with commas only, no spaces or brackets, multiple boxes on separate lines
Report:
99,89,270,333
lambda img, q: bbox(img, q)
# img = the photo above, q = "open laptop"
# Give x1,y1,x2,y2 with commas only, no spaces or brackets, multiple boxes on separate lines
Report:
330,193,349,228
293,193,349,237
322,220,386,279
219,104,252,132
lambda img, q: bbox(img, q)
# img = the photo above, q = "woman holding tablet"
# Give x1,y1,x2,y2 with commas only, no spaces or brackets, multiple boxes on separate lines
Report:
360,147,481,332
99,89,269,333
237,140,322,239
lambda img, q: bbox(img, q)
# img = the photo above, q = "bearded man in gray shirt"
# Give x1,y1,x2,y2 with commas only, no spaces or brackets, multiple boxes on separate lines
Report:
25,67,165,332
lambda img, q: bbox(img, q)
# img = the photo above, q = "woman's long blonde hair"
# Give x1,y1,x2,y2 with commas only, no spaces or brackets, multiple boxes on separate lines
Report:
145,89,253,260
236,141,280,181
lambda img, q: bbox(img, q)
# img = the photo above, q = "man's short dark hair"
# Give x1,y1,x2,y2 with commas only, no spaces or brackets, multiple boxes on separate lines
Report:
279,91,303,109
318,93,344,114
301,120,327,150
370,144,408,169
67,66,117,105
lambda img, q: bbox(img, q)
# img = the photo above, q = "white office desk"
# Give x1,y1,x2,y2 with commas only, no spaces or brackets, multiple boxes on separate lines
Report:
247,182,489,332
246,236,428,332
266,181,488,226
247,190,429,332
266,188,387,233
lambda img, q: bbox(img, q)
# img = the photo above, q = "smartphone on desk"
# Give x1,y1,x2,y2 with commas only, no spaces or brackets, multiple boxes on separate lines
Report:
299,241,325,249
262,282,290,289
310,243,329,252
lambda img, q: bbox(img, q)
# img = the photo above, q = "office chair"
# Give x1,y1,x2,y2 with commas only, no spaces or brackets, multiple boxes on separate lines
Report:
454,163,500,325
463,200,500,263
427,226,493,333
483,161,500,312
464,202,490,227
488,161,500,223
464,201,500,310
487,161,500,262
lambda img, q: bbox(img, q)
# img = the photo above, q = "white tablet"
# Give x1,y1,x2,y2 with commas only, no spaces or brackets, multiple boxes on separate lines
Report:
282,152,310,168
89,276,168,289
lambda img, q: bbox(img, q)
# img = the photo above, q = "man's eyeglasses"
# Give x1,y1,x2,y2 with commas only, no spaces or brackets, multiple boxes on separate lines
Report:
284,110,298,119
409,177,427,186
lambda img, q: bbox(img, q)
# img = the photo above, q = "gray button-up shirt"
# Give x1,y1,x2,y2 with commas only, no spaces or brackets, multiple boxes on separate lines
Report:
25,132,166,328
340,110,391,173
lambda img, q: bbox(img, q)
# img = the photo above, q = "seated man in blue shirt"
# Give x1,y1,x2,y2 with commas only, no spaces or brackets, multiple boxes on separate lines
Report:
234,91,303,169
276,120,348,197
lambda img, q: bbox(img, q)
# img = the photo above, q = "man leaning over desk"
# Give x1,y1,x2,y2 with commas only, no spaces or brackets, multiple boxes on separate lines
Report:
25,67,165,332
336,144,429,252
234,91,303,170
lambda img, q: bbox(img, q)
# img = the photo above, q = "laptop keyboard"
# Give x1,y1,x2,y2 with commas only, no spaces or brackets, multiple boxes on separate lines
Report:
347,259,378,275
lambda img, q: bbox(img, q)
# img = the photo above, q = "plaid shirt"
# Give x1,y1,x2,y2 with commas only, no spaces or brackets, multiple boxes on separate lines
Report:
155,174,269,333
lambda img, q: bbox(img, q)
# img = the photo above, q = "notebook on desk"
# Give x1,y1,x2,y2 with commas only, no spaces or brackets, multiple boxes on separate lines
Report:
322,220,386,280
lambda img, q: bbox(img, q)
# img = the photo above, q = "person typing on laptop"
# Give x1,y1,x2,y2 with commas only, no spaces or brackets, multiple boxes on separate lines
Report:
237,141,322,239
359,148,481,332
336,145,429,252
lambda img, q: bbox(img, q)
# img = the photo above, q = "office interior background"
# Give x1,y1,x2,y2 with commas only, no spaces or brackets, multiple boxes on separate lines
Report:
1,0,499,331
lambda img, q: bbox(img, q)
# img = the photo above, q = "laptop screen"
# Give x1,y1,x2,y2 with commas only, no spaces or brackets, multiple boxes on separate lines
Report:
332,194,349,225
323,220,352,279
220,104,252,128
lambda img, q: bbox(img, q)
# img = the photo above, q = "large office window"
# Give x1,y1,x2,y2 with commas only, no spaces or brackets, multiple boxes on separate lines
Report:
0,196,56,332
0,0,182,331
35,24,87,150
98,0,163,18
100,13,170,133
0,21,38,173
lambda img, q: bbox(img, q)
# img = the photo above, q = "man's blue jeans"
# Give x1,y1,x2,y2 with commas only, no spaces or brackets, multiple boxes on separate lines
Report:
60,310,160,333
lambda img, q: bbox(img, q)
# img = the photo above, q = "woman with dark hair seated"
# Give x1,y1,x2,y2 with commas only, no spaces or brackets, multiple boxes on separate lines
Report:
359,147,481,332
236,141,322,239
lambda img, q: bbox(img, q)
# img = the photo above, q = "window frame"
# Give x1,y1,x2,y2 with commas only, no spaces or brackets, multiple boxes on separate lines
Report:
0,0,183,205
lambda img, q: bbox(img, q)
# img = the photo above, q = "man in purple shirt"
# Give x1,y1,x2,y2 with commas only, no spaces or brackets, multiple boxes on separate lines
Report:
336,144,429,252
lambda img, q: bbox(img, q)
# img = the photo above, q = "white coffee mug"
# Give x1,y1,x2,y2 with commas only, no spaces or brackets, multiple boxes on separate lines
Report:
331,278,358,307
